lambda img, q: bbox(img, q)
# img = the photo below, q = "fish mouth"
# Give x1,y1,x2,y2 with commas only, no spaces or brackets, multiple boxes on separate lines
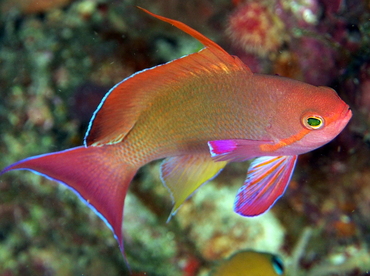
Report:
336,105,352,130
342,106,352,123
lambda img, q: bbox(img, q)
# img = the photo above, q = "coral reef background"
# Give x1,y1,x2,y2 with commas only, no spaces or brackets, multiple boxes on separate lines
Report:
0,0,369,275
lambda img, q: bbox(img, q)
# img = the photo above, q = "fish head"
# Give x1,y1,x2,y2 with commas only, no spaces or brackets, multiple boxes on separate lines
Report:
301,88,351,142
295,86,351,151
276,84,352,155
254,75,352,156
212,250,285,276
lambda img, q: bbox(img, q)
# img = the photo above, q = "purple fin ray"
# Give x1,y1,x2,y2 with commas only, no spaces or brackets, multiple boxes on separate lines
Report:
208,140,237,156
234,155,297,216
208,139,273,162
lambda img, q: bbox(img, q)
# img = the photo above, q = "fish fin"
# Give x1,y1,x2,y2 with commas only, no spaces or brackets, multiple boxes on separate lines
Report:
208,139,273,162
139,8,252,73
85,9,251,147
1,146,137,258
138,8,235,60
160,154,227,220
85,49,240,147
234,155,297,216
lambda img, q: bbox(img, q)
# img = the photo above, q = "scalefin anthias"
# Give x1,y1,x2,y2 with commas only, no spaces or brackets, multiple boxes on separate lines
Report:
1,7,351,261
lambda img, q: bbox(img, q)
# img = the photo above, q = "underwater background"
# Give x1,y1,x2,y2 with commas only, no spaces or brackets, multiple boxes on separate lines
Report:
0,0,368,275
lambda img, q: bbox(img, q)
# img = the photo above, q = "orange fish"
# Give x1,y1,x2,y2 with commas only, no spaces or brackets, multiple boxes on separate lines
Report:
0,7,351,257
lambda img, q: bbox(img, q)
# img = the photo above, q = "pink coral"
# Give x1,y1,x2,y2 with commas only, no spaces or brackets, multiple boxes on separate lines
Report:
226,1,286,56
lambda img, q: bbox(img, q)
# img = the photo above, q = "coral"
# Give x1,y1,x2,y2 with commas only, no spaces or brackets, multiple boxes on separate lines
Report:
226,1,287,56
176,182,285,262
290,37,338,85
281,0,320,27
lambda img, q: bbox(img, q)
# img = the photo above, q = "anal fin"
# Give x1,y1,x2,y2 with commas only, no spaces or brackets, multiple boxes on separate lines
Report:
160,154,227,219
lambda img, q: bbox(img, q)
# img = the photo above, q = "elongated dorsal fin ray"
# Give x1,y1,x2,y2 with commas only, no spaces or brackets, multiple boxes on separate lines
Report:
138,7,252,73
86,9,252,147
138,7,229,57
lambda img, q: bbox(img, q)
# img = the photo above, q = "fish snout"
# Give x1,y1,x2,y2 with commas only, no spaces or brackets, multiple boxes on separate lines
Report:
333,105,352,132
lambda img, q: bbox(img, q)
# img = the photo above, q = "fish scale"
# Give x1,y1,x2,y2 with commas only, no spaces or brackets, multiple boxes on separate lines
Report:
126,72,266,158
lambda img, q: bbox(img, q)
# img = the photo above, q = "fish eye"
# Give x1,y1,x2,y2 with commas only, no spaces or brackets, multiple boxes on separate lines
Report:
271,255,284,275
302,115,324,130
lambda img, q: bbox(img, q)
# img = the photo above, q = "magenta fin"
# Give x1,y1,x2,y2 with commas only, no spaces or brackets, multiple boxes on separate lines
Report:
1,145,137,256
234,155,298,216
208,139,273,162
208,140,237,156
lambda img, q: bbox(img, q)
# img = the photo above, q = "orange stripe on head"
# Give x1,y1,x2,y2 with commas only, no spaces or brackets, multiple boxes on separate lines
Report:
259,128,311,152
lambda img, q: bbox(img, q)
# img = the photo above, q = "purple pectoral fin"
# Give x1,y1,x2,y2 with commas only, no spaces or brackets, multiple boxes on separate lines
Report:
208,139,273,162
234,155,298,216
208,140,237,157
1,145,137,257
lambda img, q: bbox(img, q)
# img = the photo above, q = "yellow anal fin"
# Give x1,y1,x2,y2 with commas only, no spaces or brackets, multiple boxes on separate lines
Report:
160,154,227,219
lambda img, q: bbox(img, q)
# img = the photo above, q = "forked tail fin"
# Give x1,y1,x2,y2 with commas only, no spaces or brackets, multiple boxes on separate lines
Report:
0,145,137,256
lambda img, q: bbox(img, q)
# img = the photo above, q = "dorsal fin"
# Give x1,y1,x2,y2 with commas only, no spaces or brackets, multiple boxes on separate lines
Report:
85,8,251,146
137,7,251,72
137,7,230,57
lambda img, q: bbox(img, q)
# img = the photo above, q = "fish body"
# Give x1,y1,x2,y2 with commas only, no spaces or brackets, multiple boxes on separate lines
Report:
212,250,285,276
103,73,349,160
1,8,351,256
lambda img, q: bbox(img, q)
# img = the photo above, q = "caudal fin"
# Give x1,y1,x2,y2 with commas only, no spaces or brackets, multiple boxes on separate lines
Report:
0,145,137,255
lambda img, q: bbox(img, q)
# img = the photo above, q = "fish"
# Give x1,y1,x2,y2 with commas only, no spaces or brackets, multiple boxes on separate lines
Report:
212,250,285,276
0,7,352,257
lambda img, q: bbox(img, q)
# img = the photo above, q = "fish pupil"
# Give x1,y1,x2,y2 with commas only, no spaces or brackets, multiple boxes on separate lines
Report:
271,255,284,275
307,117,321,127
